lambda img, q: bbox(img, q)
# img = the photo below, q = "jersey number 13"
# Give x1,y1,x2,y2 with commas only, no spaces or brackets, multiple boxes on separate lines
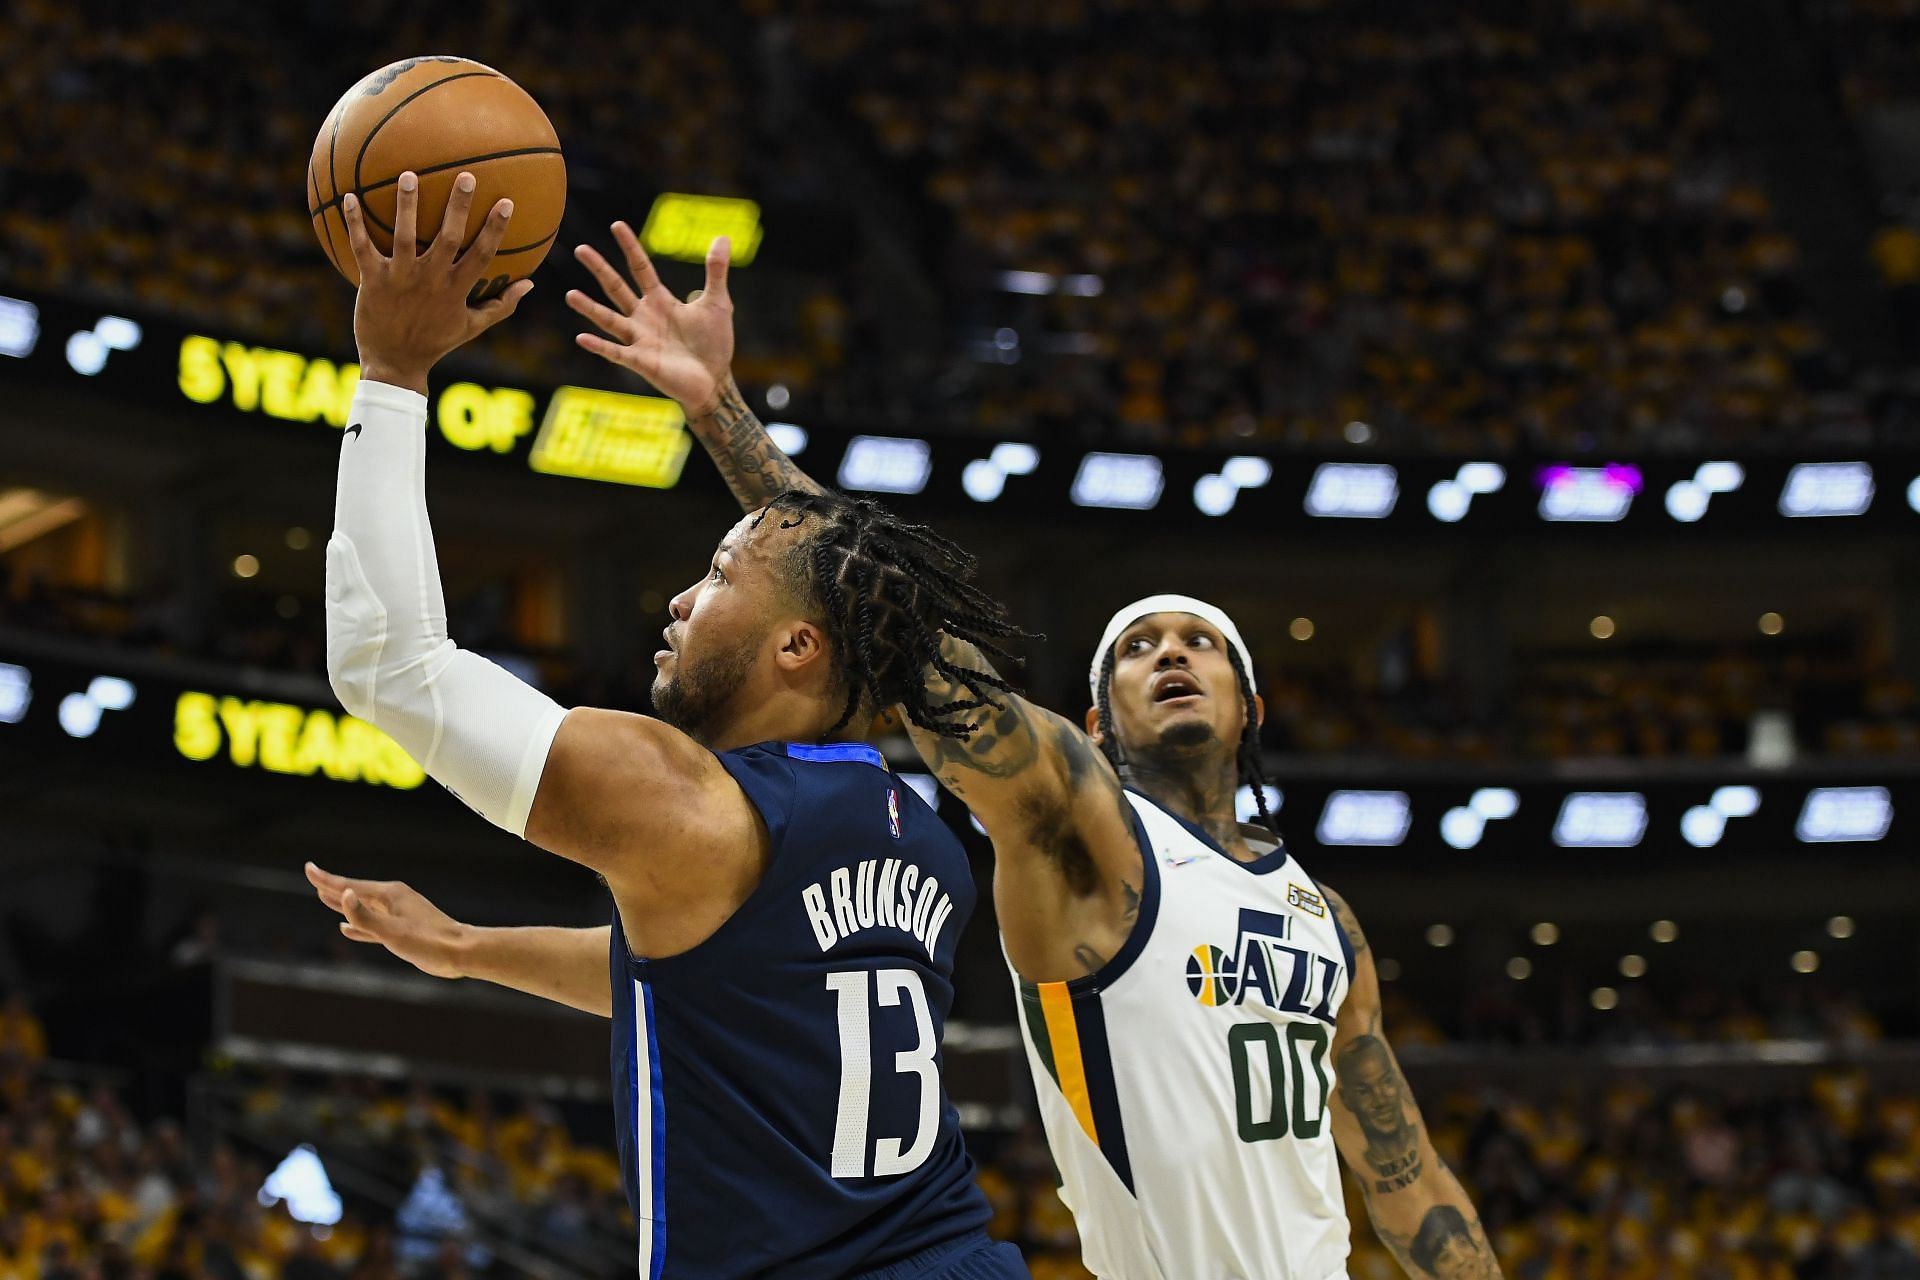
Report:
826,968,940,1179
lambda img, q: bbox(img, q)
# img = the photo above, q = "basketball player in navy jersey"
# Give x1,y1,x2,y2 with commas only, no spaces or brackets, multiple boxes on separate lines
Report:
567,226,1503,1278
306,175,1028,1279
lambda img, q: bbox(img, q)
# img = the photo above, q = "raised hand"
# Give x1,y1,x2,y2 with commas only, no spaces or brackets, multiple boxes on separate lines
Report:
342,170,534,395
567,224,735,417
305,862,470,980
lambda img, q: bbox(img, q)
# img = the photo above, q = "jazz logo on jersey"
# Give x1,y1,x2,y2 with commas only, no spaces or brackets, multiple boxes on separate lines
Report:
887,788,901,838
1185,908,1344,1024
1287,883,1326,917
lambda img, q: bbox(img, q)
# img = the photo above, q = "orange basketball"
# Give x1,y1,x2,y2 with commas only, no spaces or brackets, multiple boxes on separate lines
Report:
308,56,566,299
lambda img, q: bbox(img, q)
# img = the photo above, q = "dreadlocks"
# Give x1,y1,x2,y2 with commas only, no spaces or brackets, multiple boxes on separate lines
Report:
1223,646,1279,843
753,489,1035,741
1092,641,1280,845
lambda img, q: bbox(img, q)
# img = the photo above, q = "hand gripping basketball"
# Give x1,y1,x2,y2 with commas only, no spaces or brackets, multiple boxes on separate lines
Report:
342,169,533,395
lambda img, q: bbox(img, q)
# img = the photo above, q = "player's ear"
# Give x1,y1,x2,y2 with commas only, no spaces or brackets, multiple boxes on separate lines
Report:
1084,705,1103,741
775,618,828,677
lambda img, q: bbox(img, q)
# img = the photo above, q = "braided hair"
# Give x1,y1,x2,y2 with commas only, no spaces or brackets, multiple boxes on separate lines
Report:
1092,638,1280,845
754,489,1033,741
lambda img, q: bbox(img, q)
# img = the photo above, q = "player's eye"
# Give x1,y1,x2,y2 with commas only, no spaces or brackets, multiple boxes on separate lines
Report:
1125,636,1153,654
1189,633,1215,648
709,564,726,583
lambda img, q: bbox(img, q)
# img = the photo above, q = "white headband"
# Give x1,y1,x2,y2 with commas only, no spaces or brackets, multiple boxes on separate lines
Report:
1088,593,1257,701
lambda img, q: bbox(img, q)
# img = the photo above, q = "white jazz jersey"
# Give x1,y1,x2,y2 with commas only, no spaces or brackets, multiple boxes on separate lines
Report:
1012,790,1355,1280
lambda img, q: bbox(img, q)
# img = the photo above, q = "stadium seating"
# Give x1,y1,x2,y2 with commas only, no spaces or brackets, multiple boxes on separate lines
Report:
785,0,1841,449
0,0,1883,450
7,982,1920,1278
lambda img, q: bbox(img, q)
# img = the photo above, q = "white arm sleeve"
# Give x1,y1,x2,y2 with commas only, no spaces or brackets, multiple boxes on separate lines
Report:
325,380,567,836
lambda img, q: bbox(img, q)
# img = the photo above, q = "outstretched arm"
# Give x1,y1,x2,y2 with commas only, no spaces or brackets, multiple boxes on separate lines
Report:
566,225,824,509
902,634,1146,980
1322,887,1505,1280
570,230,1145,982
306,863,611,1017
326,178,764,948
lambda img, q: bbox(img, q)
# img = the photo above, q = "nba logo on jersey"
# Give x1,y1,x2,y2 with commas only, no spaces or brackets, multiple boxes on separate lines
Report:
887,787,901,838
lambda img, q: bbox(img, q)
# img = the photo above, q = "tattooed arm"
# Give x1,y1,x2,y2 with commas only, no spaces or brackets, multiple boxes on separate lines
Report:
1322,887,1505,1280
903,634,1146,982
566,224,824,510
567,225,1146,981
689,376,825,508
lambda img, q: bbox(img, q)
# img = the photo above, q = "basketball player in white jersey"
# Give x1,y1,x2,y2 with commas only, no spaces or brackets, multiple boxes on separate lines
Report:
567,228,1503,1280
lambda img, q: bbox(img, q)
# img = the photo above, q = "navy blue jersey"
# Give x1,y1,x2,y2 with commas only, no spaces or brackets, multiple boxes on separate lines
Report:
609,741,992,1278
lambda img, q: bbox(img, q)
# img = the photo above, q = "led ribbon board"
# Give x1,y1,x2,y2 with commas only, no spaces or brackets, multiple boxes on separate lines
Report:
0,651,424,792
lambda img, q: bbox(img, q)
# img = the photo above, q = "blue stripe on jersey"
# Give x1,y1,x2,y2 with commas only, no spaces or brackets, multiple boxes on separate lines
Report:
785,742,887,769
644,980,666,1280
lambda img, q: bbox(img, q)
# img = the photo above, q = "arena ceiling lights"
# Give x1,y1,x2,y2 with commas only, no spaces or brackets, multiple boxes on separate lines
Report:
5,645,1907,855
1795,787,1894,843
1194,456,1272,516
0,295,39,358
1071,452,1165,510
1552,792,1650,847
963,443,1041,503
1428,463,1506,522
993,270,1104,297
1538,465,1641,522
64,314,141,376
765,423,809,456
0,662,31,724
1778,462,1875,517
1303,463,1399,518
1665,461,1744,522
837,435,934,495
1316,790,1413,846
10,287,1920,530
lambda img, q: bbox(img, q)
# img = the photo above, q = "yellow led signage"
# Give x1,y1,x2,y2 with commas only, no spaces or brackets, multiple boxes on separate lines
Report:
640,193,764,266
178,336,360,426
173,692,425,789
527,387,692,489
437,382,536,453
177,337,537,455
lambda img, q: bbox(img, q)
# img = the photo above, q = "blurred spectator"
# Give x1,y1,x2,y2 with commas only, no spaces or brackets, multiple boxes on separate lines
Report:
7,974,1920,1276
0,0,1873,453
0,992,47,1064
793,0,1846,450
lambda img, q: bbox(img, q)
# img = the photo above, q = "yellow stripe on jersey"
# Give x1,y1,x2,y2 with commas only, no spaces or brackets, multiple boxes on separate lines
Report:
1037,981,1099,1145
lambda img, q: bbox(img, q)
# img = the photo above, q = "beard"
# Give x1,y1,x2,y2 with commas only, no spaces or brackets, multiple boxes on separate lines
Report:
1135,714,1221,764
652,629,760,743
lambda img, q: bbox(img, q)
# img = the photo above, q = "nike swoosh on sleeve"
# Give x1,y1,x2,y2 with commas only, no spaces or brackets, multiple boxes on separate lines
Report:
344,423,363,440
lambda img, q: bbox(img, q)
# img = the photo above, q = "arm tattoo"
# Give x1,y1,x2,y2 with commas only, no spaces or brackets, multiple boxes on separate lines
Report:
1335,1034,1423,1193
1070,880,1141,974
910,634,1127,898
1322,885,1369,958
687,377,826,511
1375,1203,1502,1279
